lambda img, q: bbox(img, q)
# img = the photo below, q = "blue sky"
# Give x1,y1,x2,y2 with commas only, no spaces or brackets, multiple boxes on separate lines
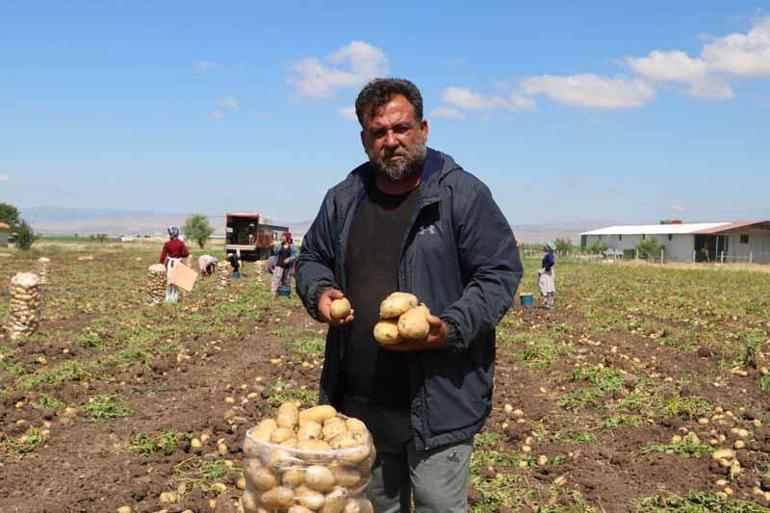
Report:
2,1,769,225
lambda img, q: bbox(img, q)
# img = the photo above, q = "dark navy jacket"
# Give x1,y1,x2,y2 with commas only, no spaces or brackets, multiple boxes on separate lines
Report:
543,250,555,272
295,148,523,451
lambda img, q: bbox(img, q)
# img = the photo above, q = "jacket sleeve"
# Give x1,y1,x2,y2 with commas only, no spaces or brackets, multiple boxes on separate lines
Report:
181,243,190,259
159,243,168,264
440,181,523,352
295,191,340,320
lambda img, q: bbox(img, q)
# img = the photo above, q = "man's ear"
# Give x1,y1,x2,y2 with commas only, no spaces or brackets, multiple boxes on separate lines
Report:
360,129,366,151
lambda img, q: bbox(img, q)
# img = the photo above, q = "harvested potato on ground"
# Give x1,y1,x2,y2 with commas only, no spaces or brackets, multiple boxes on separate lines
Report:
280,439,299,449
252,419,278,442
260,486,295,508
330,298,352,319
297,439,333,452
300,405,338,424
297,488,326,510
329,431,366,449
277,402,300,429
305,465,337,492
322,487,349,513
373,320,402,345
397,304,430,339
269,447,300,470
241,489,261,513
289,506,315,513
379,292,418,319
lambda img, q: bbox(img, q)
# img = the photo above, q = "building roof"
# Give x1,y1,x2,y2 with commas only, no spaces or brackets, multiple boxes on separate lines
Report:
581,220,770,236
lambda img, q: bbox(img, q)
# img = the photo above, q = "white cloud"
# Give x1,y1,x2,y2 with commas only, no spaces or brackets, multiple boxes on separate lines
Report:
194,60,222,73
210,111,224,120
219,96,239,109
440,87,534,115
670,202,687,212
429,106,467,119
288,41,388,98
702,17,770,77
687,76,734,100
339,106,357,121
627,50,709,83
0,173,8,181
519,74,656,109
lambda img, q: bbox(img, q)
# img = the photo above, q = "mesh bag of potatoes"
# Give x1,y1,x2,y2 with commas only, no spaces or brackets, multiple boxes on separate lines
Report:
373,292,430,345
242,403,375,513
218,261,231,289
9,272,42,339
37,257,51,285
147,264,167,304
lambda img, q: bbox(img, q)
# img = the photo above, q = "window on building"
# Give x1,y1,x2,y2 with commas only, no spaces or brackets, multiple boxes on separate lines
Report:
598,235,602,240
740,234,749,244
668,234,673,241
642,234,646,240
618,234,622,241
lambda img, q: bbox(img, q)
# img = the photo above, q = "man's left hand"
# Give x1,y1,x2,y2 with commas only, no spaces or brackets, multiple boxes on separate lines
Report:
384,314,448,352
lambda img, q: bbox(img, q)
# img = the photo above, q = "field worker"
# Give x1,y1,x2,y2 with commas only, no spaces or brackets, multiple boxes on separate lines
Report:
271,232,298,296
295,78,523,513
227,252,242,279
198,254,218,277
538,242,556,309
159,226,190,303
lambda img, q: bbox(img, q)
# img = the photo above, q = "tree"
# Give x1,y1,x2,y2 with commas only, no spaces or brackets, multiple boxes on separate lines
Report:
636,236,664,260
183,214,214,248
0,203,20,229
553,237,573,254
14,219,36,251
588,239,608,254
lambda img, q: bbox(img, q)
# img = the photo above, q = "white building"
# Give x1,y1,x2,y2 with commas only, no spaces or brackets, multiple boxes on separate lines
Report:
580,221,770,263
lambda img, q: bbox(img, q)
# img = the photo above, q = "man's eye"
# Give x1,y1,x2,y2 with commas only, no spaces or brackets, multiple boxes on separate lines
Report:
394,125,410,134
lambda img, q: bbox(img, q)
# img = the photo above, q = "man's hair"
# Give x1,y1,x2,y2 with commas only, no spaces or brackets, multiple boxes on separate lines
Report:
355,78,423,127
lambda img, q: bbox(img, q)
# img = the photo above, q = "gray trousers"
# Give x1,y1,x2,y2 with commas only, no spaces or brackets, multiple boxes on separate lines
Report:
366,439,472,513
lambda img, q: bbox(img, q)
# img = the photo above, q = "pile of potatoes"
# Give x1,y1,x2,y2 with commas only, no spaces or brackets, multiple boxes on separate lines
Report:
147,264,167,304
242,402,375,513
37,257,51,285
373,292,431,345
218,261,231,289
9,272,42,339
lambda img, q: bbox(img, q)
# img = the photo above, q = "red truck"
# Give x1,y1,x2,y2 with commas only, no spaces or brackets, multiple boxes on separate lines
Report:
224,212,288,261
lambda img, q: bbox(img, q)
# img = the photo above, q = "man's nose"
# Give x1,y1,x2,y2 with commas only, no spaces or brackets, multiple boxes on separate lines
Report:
384,130,399,148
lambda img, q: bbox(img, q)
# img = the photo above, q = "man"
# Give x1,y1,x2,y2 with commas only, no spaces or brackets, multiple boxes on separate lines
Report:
295,78,522,513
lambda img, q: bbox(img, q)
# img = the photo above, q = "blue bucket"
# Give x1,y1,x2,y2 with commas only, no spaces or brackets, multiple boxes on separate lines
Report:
520,294,534,308
232,271,241,280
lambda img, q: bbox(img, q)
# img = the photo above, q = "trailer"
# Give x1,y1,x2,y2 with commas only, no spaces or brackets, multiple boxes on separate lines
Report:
224,212,287,261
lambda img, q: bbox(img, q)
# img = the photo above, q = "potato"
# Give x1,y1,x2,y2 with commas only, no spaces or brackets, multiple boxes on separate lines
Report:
253,419,278,442
297,488,326,510
373,320,402,345
243,431,262,458
260,486,295,508
379,292,418,318
297,439,333,452
321,487,348,513
280,438,299,449
331,466,362,487
269,447,300,470
329,430,366,449
283,468,306,487
343,498,374,513
289,506,315,513
277,402,300,429
330,298,352,319
297,420,323,441
241,489,261,513
397,304,430,339
345,418,367,433
300,405,338,424
304,465,336,492
248,466,278,491
322,419,347,441
270,427,295,444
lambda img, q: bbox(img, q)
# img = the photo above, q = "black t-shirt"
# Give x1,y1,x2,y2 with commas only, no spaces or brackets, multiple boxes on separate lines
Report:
343,180,418,450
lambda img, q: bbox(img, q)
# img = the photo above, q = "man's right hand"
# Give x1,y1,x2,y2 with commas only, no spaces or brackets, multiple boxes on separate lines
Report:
317,288,355,327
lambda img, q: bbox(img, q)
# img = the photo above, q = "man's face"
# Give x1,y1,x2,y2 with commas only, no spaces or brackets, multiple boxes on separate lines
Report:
361,94,429,182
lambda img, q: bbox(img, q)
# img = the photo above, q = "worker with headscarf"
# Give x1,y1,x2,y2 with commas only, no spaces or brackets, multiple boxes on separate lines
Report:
198,254,218,277
270,231,298,296
538,241,556,309
160,226,190,303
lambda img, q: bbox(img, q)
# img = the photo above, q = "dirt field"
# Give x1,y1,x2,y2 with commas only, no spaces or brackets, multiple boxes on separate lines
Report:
1,246,769,513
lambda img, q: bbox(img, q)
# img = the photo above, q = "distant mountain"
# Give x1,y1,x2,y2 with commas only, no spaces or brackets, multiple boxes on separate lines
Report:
21,206,614,243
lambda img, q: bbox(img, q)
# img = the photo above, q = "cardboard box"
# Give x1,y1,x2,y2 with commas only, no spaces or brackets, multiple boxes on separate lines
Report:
167,262,198,292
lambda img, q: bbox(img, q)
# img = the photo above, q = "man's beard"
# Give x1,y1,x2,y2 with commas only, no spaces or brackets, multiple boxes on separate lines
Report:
368,138,427,182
